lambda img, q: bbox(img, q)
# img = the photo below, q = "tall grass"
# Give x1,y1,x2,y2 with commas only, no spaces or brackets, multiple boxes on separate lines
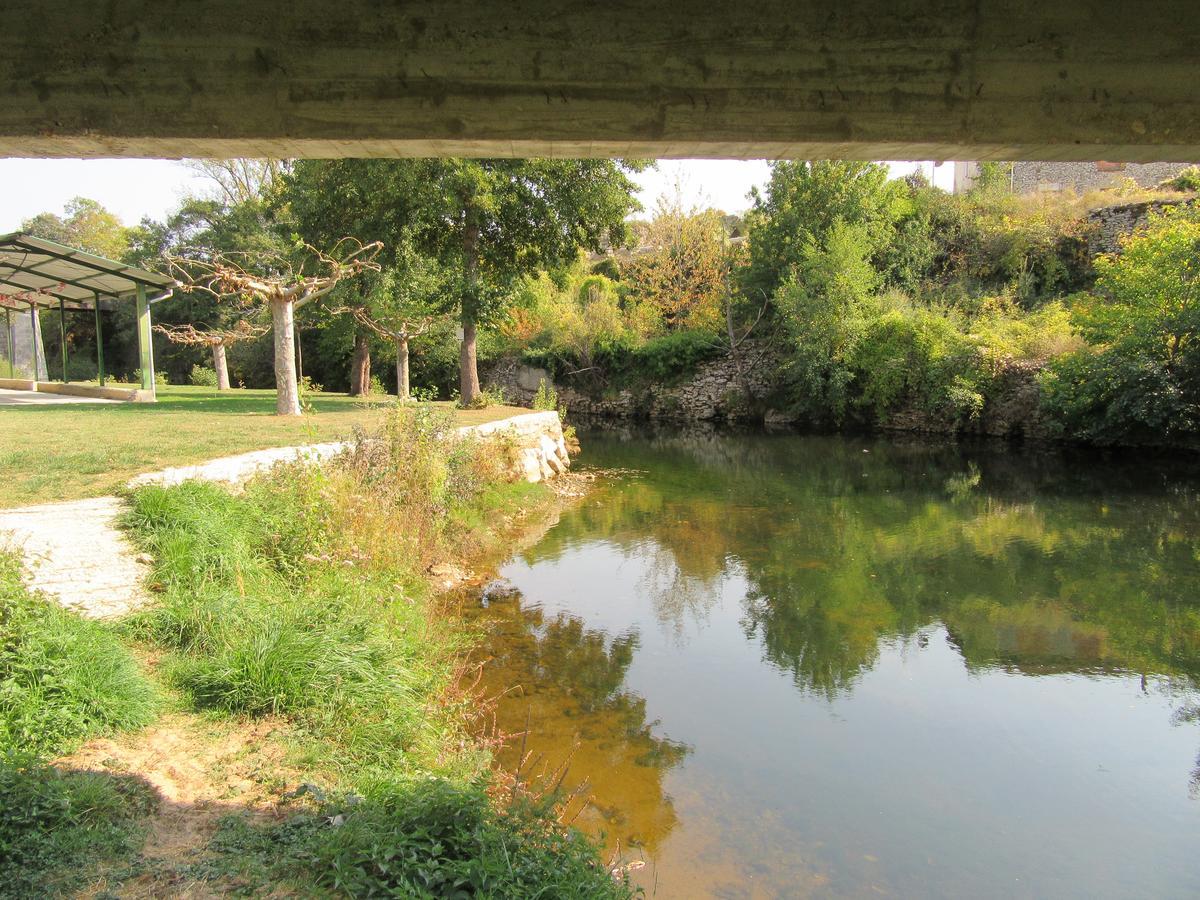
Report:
121,404,628,895
0,552,157,758
123,406,535,778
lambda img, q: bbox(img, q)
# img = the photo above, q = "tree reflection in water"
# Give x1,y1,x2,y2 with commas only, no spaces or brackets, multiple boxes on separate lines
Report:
464,426,1200,894
468,586,689,855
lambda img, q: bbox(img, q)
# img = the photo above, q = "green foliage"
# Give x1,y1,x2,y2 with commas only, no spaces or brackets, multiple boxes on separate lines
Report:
0,755,156,898
0,552,157,758
1162,166,1200,192
205,780,630,898
742,160,909,297
189,363,219,387
22,197,130,260
533,378,559,414
1042,206,1200,443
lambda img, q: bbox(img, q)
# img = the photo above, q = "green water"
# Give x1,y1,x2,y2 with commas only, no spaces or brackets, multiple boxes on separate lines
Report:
467,429,1200,898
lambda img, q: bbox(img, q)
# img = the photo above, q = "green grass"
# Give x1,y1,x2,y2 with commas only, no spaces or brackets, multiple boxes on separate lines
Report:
123,477,466,776
0,554,160,897
0,552,158,758
0,384,529,507
0,755,157,899
200,780,630,899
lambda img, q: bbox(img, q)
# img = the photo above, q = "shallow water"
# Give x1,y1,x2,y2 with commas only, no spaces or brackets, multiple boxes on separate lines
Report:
465,429,1200,898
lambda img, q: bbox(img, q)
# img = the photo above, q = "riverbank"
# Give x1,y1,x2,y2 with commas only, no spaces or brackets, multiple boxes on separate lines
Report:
0,406,632,897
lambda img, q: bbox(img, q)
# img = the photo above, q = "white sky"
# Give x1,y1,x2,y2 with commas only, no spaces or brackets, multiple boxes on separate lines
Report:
0,158,956,232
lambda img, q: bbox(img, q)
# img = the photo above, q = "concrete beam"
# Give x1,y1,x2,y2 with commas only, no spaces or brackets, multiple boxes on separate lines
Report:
2,1,1198,161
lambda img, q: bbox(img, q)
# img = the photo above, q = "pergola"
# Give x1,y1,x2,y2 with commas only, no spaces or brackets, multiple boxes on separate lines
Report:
0,232,173,399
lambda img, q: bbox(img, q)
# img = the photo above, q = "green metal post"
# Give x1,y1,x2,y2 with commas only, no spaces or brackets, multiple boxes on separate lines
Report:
5,307,12,378
135,284,155,398
93,293,105,386
58,297,68,383
29,303,39,384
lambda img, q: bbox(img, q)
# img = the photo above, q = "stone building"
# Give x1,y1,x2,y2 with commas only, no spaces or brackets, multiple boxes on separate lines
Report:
953,160,1197,195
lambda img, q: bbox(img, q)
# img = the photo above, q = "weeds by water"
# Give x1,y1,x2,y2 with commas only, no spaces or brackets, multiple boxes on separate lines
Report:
114,404,630,894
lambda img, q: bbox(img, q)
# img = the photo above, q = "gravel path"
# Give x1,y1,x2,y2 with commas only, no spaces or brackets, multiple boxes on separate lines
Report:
0,496,150,619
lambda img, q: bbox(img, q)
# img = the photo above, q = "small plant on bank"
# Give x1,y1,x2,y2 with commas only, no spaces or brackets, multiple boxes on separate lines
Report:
189,363,219,387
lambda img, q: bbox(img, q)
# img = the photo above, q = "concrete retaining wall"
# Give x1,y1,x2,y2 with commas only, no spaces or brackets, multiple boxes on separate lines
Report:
128,410,570,490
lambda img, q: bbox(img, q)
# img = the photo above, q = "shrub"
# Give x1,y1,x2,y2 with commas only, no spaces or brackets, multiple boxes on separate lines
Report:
1041,205,1200,443
0,552,157,758
206,780,630,899
189,363,219,387
0,755,157,898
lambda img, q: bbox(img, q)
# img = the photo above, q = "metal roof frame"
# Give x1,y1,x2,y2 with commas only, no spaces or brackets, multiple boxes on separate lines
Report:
0,232,173,308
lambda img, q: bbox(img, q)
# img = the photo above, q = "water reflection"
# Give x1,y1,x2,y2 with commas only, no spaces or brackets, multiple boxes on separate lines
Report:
466,429,1200,897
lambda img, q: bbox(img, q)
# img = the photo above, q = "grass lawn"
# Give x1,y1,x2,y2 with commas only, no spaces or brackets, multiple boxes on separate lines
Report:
0,385,527,507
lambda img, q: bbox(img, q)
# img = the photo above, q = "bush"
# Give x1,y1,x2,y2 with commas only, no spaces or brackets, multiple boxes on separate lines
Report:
0,755,157,898
0,552,157,758
1041,205,1200,443
206,779,630,899
189,363,219,387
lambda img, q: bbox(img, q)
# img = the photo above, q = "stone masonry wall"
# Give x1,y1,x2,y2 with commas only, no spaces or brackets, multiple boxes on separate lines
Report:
1012,161,1197,196
486,344,779,423
1085,197,1196,256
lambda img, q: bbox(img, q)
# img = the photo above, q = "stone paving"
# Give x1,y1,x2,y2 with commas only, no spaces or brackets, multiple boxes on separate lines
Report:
0,496,150,619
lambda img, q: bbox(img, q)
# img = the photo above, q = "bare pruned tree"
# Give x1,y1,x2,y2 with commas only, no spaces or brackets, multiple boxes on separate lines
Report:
168,239,383,415
329,305,435,400
153,319,268,390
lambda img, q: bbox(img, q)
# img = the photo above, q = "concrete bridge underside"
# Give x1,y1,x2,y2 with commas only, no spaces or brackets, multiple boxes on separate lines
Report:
2,1,1198,162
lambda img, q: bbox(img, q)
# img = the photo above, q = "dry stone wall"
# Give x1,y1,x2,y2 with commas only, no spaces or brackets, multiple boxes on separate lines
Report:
1085,197,1196,256
486,345,779,424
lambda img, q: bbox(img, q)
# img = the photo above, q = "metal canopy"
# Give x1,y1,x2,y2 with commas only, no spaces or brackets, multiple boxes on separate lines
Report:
0,231,173,308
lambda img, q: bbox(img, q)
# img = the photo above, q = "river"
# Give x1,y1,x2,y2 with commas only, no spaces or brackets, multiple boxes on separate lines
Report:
464,427,1200,898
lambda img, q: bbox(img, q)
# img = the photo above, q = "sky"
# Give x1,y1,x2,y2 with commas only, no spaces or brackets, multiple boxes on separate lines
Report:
0,158,957,232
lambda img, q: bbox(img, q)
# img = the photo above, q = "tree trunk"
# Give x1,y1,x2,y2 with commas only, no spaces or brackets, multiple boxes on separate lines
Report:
349,327,371,396
459,219,482,405
395,336,410,400
270,297,302,416
211,342,231,390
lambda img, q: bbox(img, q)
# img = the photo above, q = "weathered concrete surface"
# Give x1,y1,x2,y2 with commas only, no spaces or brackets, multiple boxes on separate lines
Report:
128,411,570,489
0,497,149,619
3,2,1200,161
0,386,121,406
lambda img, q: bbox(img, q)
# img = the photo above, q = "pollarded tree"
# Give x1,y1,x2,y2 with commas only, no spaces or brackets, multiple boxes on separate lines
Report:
168,240,382,415
152,319,268,389
329,246,449,399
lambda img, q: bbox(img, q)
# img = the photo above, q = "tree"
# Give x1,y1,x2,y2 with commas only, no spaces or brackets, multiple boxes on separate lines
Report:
742,161,908,298
624,202,735,334
328,245,449,399
152,319,268,389
127,193,287,385
185,159,287,206
22,197,129,259
279,158,644,405
168,240,382,415
1043,205,1200,442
